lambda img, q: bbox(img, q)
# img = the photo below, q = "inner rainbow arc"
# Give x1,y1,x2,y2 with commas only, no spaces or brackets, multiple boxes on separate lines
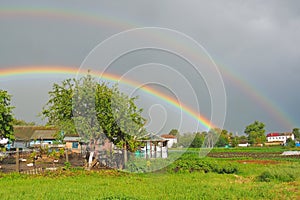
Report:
0,65,213,130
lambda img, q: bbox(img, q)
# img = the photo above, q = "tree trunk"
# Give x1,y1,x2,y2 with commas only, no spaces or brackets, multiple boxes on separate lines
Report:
88,151,94,169
123,143,127,169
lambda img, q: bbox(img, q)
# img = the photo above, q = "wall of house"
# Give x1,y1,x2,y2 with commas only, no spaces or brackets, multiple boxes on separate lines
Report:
13,141,30,148
65,141,82,153
29,140,54,147
267,134,294,143
166,138,178,148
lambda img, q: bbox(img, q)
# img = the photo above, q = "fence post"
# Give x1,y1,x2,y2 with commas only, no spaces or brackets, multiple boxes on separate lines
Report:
16,148,20,172
65,148,68,162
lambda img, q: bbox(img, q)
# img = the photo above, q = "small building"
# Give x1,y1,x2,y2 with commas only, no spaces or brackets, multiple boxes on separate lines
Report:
266,133,295,145
13,126,37,148
63,136,82,153
137,133,168,158
30,129,57,147
161,134,178,148
12,126,58,148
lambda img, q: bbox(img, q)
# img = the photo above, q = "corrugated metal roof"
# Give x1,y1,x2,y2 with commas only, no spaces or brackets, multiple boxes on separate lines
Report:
63,136,81,142
137,133,167,142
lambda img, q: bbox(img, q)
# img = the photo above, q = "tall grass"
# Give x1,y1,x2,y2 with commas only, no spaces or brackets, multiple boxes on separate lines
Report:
1,146,299,199
0,158,299,200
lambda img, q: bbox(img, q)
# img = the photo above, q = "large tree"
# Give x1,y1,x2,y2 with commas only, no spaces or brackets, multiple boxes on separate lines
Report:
244,121,266,145
12,119,36,126
0,90,14,141
42,78,75,134
168,129,179,137
203,128,221,148
42,74,146,154
190,132,204,148
292,128,300,139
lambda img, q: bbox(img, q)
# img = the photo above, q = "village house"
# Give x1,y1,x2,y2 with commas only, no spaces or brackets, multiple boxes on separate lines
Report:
137,133,169,158
161,134,178,148
12,126,58,148
30,129,57,146
63,136,83,153
266,132,295,145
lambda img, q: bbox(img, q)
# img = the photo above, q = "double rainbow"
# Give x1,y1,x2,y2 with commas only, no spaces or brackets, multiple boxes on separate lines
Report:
0,66,213,130
0,5,296,130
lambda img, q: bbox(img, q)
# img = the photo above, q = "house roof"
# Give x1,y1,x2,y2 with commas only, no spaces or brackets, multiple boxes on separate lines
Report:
267,132,293,137
161,134,177,139
137,133,167,142
14,126,58,141
63,136,81,142
31,129,57,140
14,126,37,140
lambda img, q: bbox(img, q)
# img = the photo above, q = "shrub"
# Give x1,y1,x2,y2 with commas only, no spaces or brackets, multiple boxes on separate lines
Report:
257,170,295,182
64,162,71,170
125,158,171,173
168,158,238,174
257,171,273,182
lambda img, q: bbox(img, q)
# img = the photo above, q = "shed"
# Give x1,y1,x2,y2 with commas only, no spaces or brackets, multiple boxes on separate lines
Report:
30,129,57,146
161,134,178,148
64,136,82,153
137,133,168,158
13,126,36,148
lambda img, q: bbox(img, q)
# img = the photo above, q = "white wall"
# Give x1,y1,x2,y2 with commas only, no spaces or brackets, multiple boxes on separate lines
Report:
267,134,294,143
166,138,178,148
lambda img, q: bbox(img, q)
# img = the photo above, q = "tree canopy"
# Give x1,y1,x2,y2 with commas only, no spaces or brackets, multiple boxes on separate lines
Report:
168,129,179,137
42,74,146,152
12,119,36,126
0,90,14,140
292,128,300,139
244,121,266,145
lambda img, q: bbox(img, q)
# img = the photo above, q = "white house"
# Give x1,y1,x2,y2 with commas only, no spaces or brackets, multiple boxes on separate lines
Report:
161,134,178,148
266,133,295,144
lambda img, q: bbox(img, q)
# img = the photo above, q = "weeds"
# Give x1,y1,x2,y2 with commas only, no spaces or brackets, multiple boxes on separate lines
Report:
257,170,296,182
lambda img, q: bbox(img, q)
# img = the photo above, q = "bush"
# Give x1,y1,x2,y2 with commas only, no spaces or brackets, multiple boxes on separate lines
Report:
125,158,171,173
256,171,273,182
257,170,295,182
168,158,238,174
64,162,71,170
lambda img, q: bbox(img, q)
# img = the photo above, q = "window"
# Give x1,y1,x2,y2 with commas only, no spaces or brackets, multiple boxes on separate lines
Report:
72,142,79,149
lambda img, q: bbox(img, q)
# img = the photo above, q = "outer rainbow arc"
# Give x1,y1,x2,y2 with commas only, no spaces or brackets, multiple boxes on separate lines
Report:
0,66,213,130
0,6,136,30
0,6,294,130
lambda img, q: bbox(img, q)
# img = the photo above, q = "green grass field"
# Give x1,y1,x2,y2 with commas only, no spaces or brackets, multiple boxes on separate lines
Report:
0,147,299,200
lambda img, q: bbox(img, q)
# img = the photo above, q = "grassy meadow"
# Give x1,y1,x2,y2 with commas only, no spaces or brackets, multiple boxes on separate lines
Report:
0,147,299,200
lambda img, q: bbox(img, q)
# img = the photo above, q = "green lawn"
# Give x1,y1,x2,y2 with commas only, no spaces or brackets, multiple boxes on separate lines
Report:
184,146,289,153
1,156,299,200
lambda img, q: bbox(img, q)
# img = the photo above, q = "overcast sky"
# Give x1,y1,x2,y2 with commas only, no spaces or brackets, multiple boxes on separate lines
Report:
0,0,299,134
